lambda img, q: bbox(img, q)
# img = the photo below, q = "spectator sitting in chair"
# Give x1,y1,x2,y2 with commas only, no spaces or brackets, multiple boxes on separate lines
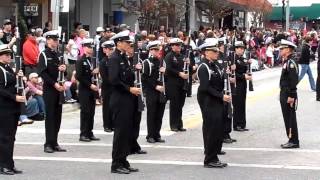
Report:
26,73,46,118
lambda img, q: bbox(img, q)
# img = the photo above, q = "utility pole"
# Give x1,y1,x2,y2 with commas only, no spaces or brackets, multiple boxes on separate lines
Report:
51,0,61,30
282,0,285,31
185,0,190,33
285,0,290,31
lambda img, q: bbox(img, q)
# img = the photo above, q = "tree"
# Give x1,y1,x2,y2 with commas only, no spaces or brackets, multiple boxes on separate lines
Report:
195,0,232,27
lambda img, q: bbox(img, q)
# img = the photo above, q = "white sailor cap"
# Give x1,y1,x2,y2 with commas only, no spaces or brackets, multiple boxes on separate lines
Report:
101,40,115,48
198,40,219,52
43,30,59,39
169,38,183,45
218,37,225,45
0,44,12,55
81,38,95,48
204,38,217,43
279,39,297,49
96,27,104,32
234,41,245,48
146,40,161,50
110,30,130,42
128,36,135,44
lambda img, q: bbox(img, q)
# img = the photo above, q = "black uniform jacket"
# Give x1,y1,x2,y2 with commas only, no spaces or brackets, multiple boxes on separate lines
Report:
197,59,224,102
99,56,112,89
280,55,299,98
0,62,20,113
164,51,185,86
76,55,94,91
108,48,135,94
142,56,161,92
37,47,60,89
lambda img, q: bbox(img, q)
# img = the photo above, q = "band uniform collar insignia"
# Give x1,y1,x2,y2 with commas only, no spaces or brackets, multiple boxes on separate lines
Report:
282,63,287,69
290,63,295,69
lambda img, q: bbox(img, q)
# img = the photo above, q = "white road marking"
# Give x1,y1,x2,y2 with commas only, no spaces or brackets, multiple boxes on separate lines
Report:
15,142,320,153
16,128,175,136
13,156,320,170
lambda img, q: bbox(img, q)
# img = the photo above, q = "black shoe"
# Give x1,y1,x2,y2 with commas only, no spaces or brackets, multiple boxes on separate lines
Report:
204,161,225,168
104,128,113,133
126,167,139,172
178,128,187,132
54,146,67,152
44,146,54,153
0,167,15,175
147,138,156,143
234,127,243,131
223,138,233,144
231,138,237,142
241,128,249,131
317,98,320,101
111,167,130,174
11,167,23,174
281,142,300,149
171,128,179,132
89,136,100,141
132,150,147,154
155,138,165,143
218,151,226,155
79,136,91,142
220,162,228,167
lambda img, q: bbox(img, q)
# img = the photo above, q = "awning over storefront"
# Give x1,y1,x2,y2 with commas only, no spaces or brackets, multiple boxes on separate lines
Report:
269,3,320,21
228,0,272,12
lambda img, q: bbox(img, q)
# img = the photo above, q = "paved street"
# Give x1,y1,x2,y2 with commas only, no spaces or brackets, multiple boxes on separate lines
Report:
9,62,320,180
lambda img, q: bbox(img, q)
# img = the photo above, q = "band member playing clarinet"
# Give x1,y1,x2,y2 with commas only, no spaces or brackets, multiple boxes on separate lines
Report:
197,40,231,168
109,30,140,174
142,40,166,143
0,44,24,175
164,38,188,132
100,40,115,132
278,39,300,149
76,38,100,142
230,41,252,132
37,30,67,153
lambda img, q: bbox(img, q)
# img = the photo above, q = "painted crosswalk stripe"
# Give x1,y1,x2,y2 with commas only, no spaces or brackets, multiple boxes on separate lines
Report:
16,128,175,136
13,156,320,170
15,142,320,153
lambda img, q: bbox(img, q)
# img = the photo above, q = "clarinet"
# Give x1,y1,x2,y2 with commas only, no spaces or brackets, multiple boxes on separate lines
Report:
247,50,254,91
15,27,27,106
183,30,192,91
158,59,167,103
230,51,237,95
57,33,66,105
91,44,100,90
133,35,145,112
224,60,233,119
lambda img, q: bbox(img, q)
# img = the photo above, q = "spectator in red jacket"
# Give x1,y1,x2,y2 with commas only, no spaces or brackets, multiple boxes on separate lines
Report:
23,29,39,76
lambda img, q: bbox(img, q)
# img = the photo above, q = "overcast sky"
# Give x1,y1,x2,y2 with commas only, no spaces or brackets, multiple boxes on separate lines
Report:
268,0,320,6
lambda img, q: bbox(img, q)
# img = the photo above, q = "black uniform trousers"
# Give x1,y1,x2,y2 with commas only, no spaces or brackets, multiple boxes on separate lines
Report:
79,87,95,138
280,90,299,144
167,82,186,130
43,88,62,147
0,113,19,169
316,60,320,99
130,101,142,153
111,91,135,169
232,81,247,129
186,75,193,96
223,103,232,138
198,95,224,164
101,87,113,129
146,90,166,139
